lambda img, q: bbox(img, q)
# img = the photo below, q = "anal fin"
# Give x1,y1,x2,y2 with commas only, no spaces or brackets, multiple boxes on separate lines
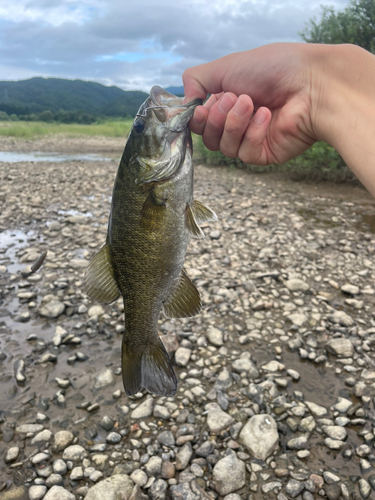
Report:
163,268,201,318
84,244,120,304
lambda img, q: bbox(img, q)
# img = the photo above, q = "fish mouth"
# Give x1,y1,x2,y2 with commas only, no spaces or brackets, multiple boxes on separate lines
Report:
146,86,202,131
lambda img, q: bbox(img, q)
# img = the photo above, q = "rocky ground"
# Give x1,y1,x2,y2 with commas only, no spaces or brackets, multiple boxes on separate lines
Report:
1,136,375,500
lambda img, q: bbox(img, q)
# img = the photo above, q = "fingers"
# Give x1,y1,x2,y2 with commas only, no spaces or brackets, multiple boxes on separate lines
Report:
201,93,237,151
238,107,272,165
219,95,254,158
189,93,224,135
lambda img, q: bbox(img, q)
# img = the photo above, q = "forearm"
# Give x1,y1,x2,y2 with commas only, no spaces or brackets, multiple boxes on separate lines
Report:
311,44,375,196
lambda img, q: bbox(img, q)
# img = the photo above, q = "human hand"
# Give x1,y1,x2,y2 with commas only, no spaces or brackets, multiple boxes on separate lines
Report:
183,43,320,165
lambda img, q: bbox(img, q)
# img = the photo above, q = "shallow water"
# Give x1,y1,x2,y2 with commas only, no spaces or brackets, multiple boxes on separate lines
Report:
0,151,112,163
0,229,40,273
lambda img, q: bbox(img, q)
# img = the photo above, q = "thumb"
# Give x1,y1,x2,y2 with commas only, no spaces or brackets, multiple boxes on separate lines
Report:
183,59,227,102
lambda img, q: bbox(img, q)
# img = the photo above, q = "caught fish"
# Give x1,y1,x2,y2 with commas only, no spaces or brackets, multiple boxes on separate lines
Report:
84,86,217,396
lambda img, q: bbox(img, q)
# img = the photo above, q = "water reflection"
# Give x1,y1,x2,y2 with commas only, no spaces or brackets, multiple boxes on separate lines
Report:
0,151,111,163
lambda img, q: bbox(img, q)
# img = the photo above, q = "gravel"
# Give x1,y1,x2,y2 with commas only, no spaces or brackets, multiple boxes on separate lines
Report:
1,138,375,500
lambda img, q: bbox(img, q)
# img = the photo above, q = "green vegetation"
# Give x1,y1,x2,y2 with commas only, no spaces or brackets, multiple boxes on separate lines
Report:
194,136,357,184
0,77,148,120
300,0,375,53
0,120,133,139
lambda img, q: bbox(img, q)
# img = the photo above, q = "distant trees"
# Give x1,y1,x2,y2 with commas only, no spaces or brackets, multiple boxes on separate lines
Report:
300,0,375,53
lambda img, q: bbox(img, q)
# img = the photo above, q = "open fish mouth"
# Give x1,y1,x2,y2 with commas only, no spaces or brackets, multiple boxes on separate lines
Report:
136,85,202,119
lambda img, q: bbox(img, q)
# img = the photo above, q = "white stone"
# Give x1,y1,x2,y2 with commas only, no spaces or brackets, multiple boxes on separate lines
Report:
213,454,246,495
62,445,87,461
239,414,279,460
326,338,354,357
88,305,105,317
43,486,75,500
285,278,309,292
85,474,134,500
207,408,235,433
53,430,74,451
207,326,224,346
174,347,191,367
131,397,154,419
94,368,114,389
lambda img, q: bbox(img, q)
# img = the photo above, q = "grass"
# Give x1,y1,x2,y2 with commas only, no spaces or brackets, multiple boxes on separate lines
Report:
194,135,359,184
0,120,134,139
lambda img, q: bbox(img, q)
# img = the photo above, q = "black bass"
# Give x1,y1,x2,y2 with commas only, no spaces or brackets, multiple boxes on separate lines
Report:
84,86,217,396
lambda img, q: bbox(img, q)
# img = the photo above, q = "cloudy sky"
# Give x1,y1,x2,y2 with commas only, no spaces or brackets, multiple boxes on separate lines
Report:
0,0,349,91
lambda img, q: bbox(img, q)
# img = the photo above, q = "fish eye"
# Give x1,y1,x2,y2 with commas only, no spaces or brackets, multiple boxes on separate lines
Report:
133,119,145,134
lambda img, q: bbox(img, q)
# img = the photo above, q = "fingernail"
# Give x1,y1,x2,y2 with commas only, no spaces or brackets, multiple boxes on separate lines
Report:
233,96,248,117
253,108,267,125
218,94,234,114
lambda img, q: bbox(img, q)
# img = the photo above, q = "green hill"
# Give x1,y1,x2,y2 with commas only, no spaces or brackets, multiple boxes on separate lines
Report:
0,77,148,118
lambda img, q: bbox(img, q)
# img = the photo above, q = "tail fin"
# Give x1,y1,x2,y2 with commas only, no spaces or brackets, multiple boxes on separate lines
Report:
121,337,177,396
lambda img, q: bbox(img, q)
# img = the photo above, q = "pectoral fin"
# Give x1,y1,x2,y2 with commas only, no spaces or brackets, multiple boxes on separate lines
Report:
84,244,120,304
191,199,217,224
163,269,201,318
186,204,205,239
137,149,182,185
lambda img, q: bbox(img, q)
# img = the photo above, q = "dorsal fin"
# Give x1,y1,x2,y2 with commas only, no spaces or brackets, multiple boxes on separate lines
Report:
84,244,120,304
163,269,201,318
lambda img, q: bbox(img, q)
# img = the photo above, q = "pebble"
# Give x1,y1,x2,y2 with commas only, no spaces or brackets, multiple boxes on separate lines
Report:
174,347,191,366
52,430,74,451
176,443,193,470
131,397,154,419
5,447,19,463
28,485,47,500
206,326,223,346
62,445,87,461
94,368,114,389
207,408,235,433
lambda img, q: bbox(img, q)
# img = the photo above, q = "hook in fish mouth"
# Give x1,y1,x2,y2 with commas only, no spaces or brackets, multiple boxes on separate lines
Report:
136,98,203,118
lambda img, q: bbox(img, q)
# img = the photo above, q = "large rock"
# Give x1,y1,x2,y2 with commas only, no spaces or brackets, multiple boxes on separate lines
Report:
43,486,75,500
213,454,246,495
326,338,354,357
38,300,65,319
239,414,279,460
207,408,235,433
327,310,354,327
85,474,134,500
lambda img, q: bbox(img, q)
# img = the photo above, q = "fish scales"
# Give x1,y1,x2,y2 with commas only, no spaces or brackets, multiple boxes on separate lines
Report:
85,86,217,396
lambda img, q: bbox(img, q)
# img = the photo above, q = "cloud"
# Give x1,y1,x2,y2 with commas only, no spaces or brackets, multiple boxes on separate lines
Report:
0,0,351,90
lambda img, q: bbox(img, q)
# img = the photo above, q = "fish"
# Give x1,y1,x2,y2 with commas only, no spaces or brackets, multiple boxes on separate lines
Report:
84,86,217,396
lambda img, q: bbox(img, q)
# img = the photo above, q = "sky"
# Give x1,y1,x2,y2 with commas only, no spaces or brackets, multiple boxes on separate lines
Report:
0,0,350,91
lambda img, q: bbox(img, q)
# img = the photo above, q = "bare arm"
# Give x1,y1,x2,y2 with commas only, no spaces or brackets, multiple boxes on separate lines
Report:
183,43,375,197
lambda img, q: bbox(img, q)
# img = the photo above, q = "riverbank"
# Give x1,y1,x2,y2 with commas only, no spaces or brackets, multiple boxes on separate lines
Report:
1,136,375,500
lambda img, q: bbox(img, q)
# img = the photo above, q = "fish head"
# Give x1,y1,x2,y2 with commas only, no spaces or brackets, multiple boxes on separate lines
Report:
128,86,202,184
